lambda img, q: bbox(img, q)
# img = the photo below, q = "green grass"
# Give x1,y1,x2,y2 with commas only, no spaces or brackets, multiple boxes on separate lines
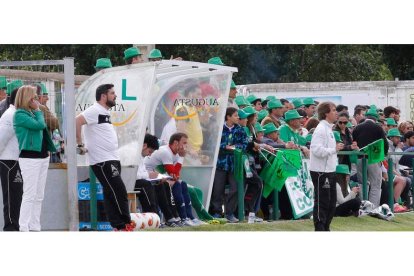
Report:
148,211,414,231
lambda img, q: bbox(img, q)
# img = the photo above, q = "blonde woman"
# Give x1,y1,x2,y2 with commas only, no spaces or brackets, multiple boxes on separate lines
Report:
13,85,56,232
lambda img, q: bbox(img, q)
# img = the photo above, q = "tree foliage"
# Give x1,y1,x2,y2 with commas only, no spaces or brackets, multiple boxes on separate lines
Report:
0,44,412,84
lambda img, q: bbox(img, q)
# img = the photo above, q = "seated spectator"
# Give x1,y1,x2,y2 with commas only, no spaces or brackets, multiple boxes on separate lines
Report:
335,165,361,217
399,121,414,141
387,129,411,210
135,134,182,227
144,132,203,226
334,112,359,171
262,122,296,149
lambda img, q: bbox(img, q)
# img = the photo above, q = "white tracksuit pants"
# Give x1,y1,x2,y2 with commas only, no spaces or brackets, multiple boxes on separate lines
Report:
18,157,50,232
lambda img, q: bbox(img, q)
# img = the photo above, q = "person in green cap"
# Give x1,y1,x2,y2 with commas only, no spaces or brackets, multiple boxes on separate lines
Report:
385,117,397,130
262,122,296,149
352,105,388,208
243,105,275,222
0,76,7,102
94,58,112,72
261,95,276,110
207,57,224,65
238,109,248,127
334,165,361,217
235,95,250,109
303,97,316,125
0,80,23,118
278,109,309,155
292,98,304,110
246,94,262,112
227,80,238,108
385,128,410,212
257,109,268,124
124,46,143,64
261,99,285,128
148,48,163,61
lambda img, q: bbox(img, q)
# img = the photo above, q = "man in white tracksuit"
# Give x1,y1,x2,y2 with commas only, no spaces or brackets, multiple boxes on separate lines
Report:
310,102,344,231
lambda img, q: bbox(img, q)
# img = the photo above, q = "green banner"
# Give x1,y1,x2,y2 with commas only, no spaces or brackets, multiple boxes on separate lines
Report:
261,149,302,198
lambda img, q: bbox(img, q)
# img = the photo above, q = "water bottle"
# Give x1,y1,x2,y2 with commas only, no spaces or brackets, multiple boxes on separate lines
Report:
248,212,255,224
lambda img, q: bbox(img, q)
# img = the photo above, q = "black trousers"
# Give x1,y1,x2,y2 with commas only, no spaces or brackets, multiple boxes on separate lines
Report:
134,179,179,221
311,171,337,231
209,169,238,216
244,168,263,214
91,160,131,230
335,198,361,217
0,160,23,231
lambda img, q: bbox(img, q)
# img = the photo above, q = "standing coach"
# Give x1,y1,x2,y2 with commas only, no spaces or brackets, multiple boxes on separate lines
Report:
310,102,344,231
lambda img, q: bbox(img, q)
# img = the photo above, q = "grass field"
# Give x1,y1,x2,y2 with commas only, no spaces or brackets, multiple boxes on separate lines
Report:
150,211,414,231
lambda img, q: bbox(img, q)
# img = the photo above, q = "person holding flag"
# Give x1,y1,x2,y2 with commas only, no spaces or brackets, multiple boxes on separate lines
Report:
310,101,344,231
352,108,388,208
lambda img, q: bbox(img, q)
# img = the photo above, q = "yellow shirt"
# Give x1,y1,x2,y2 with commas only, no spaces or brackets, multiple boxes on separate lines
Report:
175,104,203,152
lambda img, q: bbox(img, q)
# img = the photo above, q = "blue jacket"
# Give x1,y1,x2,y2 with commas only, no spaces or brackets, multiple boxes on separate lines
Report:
216,124,248,172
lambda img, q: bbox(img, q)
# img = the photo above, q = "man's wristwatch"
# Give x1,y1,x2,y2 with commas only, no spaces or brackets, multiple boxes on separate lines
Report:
77,143,84,148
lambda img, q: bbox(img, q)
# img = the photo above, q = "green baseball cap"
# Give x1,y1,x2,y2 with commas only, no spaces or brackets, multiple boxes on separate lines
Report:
284,109,303,122
387,128,402,138
267,99,284,110
35,82,48,95
336,164,350,175
0,76,7,89
263,123,278,135
303,98,316,106
95,58,112,69
238,109,249,119
208,57,224,65
235,96,250,107
148,49,163,59
124,47,142,60
258,109,269,122
333,130,343,142
246,94,261,104
242,106,258,117
265,95,277,102
365,108,379,120
385,118,397,126
6,79,23,95
292,98,304,109
254,122,264,133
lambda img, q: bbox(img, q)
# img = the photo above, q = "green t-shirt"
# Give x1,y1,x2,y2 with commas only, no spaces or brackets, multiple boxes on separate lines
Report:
278,124,306,146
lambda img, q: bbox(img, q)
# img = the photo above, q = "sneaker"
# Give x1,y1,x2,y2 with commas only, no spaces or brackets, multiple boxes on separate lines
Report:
174,220,185,227
114,221,136,231
192,218,207,226
254,216,264,223
394,203,408,213
182,218,196,226
226,214,239,223
164,221,179,227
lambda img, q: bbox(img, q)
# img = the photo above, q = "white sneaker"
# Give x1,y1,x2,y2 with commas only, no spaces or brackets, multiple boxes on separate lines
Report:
192,218,207,226
254,216,264,223
183,218,196,226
